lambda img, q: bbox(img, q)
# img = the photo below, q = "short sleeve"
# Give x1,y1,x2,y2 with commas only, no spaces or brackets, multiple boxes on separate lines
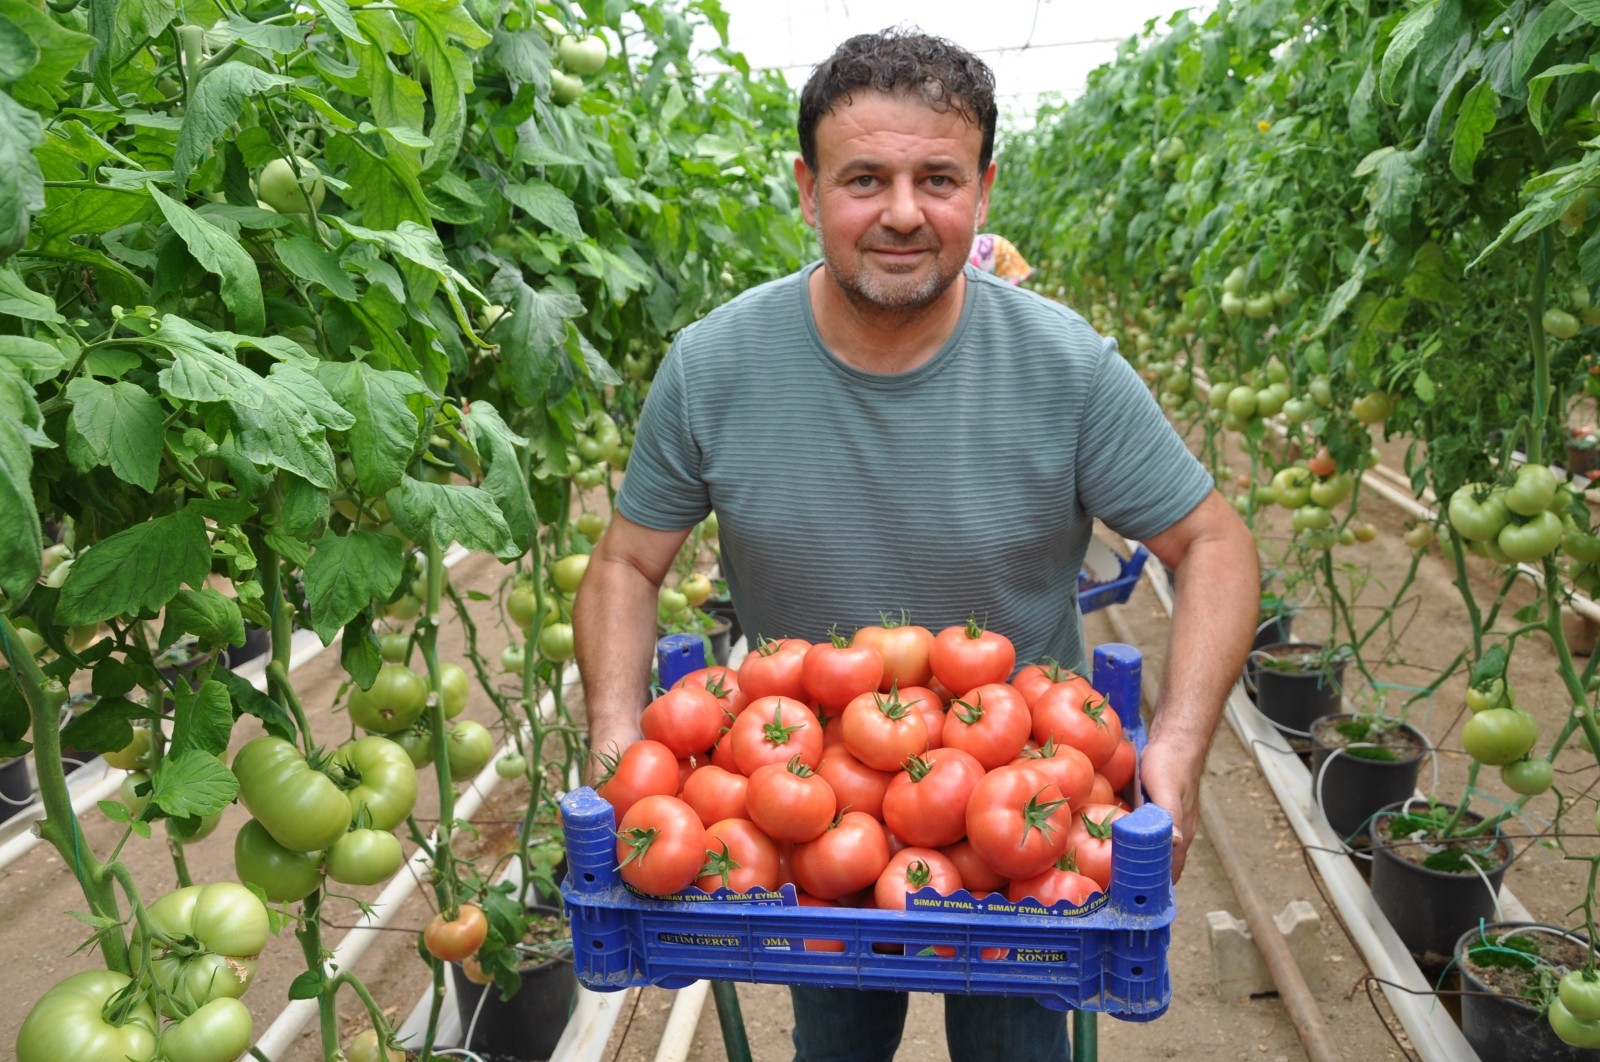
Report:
613,341,712,531
1075,336,1215,541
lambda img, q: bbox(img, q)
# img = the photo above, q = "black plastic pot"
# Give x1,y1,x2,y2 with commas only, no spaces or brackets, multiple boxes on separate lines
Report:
1456,922,1591,1062
220,625,271,670
1247,642,1345,736
450,917,578,1062
1254,594,1294,651
1308,714,1428,839
1370,801,1512,963
703,595,742,649
0,757,34,824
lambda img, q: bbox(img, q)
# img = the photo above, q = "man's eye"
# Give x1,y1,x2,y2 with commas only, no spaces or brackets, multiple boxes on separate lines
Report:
852,175,876,188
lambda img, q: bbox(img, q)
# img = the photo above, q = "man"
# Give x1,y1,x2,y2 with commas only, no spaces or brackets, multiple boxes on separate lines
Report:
573,27,1258,1062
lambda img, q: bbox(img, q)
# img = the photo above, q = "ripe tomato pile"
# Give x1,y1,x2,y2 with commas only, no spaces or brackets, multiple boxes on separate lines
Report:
596,619,1137,915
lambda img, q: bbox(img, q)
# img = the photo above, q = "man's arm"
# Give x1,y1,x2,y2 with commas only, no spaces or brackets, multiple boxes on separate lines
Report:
572,511,693,781
1135,489,1259,880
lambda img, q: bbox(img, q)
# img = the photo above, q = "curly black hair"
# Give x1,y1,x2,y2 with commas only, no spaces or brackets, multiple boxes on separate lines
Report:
798,27,998,174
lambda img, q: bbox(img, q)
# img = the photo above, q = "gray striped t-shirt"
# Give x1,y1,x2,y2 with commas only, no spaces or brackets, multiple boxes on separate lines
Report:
616,263,1214,671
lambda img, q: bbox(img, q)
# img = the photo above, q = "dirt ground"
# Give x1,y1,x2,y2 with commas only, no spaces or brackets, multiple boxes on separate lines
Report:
0,419,1594,1061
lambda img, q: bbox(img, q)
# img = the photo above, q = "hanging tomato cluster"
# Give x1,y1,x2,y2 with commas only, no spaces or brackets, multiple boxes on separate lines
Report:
596,619,1137,915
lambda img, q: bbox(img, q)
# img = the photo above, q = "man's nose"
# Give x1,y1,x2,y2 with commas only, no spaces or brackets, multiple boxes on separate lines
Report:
879,176,925,232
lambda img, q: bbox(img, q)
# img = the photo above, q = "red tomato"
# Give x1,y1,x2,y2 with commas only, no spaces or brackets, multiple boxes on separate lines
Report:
940,839,1008,897
872,847,962,910
640,685,725,758
816,744,893,820
737,637,810,701
965,764,1072,879
930,619,1017,693
791,811,891,900
1012,739,1095,809
709,731,740,772
881,747,985,848
1099,736,1137,794
728,696,824,774
1086,773,1115,806
795,894,846,952
679,764,749,826
915,701,946,749
1007,863,1103,908
1031,688,1123,768
1065,803,1127,889
801,637,885,712
674,666,747,716
594,740,680,822
615,794,709,896
1011,663,1094,708
840,687,930,771
853,620,935,690
696,818,780,893
942,683,1032,770
746,759,836,842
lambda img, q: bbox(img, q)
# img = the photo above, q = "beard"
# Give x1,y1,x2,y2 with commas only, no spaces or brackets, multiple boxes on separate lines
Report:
816,225,968,316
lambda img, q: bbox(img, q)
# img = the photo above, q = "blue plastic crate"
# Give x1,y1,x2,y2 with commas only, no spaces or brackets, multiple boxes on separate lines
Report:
1079,541,1149,614
559,645,1174,1018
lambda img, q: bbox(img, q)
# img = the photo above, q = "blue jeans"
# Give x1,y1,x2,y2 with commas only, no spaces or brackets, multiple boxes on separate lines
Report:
789,985,1070,1062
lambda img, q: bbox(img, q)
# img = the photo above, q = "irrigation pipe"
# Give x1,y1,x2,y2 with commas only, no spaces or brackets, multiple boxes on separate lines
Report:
1131,548,1525,1060
1099,603,1343,1062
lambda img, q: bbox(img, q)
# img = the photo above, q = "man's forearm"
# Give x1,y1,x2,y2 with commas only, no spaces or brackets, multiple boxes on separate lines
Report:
572,551,663,771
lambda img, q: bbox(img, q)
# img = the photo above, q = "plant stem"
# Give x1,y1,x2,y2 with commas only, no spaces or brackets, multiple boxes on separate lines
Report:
294,889,343,1062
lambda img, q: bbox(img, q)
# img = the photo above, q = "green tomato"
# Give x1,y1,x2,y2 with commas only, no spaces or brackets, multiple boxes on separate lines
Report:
378,631,411,664
347,664,429,734
551,69,584,106
445,721,494,780
1447,485,1510,542
679,572,713,607
1308,375,1334,407
551,553,590,594
500,643,525,674
1350,391,1393,425
537,621,575,662
1497,510,1563,563
1271,466,1314,509
132,881,269,1015
1544,309,1583,340
1499,757,1554,796
256,155,325,214
1560,970,1600,1023
576,511,607,541
495,752,527,779
1465,677,1505,713
387,725,434,769
165,809,222,845
1222,265,1248,295
1309,473,1352,508
160,997,253,1062
346,1027,407,1062
440,661,469,720
1550,999,1600,1048
1254,385,1287,418
574,432,607,465
1460,707,1539,766
1505,463,1558,516
326,829,405,886
1292,504,1334,532
233,736,352,852
1243,292,1276,318
1403,523,1435,550
1226,385,1258,419
332,735,418,831
1300,527,1340,550
379,593,422,621
120,771,152,818
1565,530,1600,564
507,586,541,629
104,725,153,771
659,586,689,614
234,818,323,903
15,970,157,1062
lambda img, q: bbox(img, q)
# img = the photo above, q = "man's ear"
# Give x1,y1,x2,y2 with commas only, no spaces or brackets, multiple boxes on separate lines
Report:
795,156,820,228
975,159,998,229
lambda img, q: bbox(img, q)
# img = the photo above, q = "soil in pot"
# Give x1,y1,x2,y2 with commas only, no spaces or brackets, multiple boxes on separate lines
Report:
451,906,577,1062
1248,642,1345,738
1309,714,1427,840
1370,801,1514,968
1457,922,1593,1062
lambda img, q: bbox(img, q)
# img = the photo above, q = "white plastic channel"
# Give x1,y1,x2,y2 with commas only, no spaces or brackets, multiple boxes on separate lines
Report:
253,657,578,1060
0,546,476,873
1136,548,1528,1061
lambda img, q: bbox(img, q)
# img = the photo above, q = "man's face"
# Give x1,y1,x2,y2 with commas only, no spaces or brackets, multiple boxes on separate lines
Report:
796,91,995,316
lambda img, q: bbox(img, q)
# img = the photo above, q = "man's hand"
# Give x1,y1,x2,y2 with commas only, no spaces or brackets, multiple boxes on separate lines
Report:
1136,733,1204,881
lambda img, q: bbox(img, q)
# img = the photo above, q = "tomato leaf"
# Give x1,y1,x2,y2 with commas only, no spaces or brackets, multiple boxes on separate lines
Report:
172,61,294,187
288,970,326,1001
485,264,584,404
0,90,44,259
150,187,265,334
314,360,429,497
0,335,65,383
63,378,164,491
503,178,584,240
1448,80,1498,183
150,749,238,818
56,508,212,626
303,531,405,644
465,401,536,553
0,265,62,322
216,667,296,743
168,678,235,760
59,695,144,755
385,477,518,558
0,669,31,753
341,615,382,690
0,370,42,604
160,588,245,651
